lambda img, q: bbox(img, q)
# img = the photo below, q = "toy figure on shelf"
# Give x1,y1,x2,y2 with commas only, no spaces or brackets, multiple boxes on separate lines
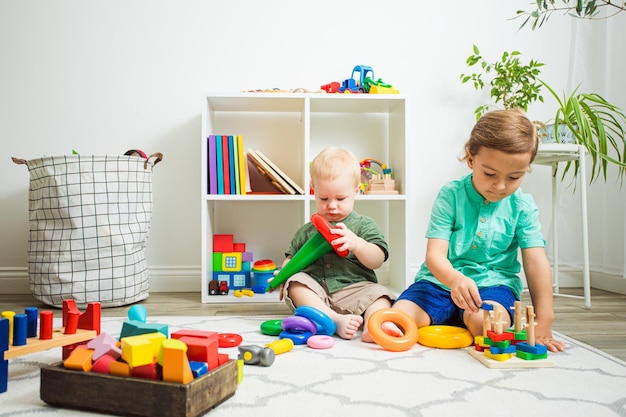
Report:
360,158,398,195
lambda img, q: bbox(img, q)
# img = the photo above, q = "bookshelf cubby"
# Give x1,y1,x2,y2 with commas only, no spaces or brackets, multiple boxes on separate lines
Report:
201,93,409,303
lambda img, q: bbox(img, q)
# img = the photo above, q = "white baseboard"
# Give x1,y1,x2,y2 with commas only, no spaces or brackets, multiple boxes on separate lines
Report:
0,266,202,295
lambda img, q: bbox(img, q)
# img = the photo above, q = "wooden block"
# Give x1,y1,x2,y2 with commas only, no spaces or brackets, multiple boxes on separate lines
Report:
468,347,554,368
5,328,97,360
121,334,160,368
41,360,238,417
109,360,131,377
161,339,194,384
64,347,94,372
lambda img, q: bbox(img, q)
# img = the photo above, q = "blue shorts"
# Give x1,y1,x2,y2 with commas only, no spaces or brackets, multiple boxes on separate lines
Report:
395,280,517,328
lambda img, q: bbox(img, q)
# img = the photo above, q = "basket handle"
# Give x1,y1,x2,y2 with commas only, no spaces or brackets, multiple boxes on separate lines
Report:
145,152,163,169
11,157,26,165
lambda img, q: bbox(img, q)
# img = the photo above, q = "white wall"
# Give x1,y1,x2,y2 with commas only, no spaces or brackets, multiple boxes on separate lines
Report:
1,0,624,294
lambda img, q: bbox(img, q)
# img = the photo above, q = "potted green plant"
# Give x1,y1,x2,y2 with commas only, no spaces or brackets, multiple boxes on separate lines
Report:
540,81,626,182
460,45,545,120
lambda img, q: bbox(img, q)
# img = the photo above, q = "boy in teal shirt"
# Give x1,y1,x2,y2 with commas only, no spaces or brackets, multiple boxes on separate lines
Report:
386,109,564,352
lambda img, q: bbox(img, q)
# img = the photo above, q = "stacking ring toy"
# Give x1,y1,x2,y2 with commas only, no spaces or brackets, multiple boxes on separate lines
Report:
260,319,283,336
282,316,317,335
294,306,336,336
418,325,473,349
367,308,418,352
218,333,243,348
279,330,312,345
307,335,335,349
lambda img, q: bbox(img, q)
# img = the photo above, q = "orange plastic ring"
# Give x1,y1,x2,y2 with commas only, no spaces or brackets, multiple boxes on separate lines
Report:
367,308,418,352
418,325,473,349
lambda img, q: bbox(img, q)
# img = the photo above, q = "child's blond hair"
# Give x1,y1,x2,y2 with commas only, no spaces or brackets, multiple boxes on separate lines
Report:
310,147,361,189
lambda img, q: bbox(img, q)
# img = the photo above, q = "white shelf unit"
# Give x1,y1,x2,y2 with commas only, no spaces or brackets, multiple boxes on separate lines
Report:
201,93,409,303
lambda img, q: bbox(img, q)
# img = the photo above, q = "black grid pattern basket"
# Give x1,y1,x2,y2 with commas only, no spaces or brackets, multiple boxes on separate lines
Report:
14,154,161,308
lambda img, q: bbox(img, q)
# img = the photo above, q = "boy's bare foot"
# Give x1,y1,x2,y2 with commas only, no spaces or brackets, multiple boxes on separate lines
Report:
334,314,363,339
382,321,405,337
361,326,375,343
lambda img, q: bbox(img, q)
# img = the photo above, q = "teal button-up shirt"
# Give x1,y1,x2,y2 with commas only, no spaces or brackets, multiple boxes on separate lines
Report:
415,174,546,299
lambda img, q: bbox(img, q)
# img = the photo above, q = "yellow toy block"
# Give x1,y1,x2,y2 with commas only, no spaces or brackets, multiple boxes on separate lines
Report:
222,252,242,271
484,349,513,362
109,360,131,377
161,338,194,384
121,332,165,368
63,347,94,371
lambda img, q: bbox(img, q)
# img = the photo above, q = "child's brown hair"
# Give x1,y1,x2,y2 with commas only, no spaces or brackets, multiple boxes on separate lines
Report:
461,108,539,163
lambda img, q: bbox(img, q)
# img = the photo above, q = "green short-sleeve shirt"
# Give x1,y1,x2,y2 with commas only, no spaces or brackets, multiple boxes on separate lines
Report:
286,211,388,293
415,173,546,299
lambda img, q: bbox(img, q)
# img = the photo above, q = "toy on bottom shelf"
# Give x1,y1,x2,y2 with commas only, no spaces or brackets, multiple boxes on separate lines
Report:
468,301,554,369
267,213,348,291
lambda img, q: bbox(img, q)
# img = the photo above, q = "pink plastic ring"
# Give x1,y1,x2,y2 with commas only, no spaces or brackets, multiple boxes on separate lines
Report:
218,333,243,348
281,316,317,335
307,335,335,349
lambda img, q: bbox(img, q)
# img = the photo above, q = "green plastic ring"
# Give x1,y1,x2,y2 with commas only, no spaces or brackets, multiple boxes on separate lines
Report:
260,319,283,336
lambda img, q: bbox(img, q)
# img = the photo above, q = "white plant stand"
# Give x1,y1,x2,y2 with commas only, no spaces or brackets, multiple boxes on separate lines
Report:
534,144,591,309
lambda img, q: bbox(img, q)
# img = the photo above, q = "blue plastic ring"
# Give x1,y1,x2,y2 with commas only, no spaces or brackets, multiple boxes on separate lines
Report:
279,330,312,345
294,306,336,336
281,315,317,335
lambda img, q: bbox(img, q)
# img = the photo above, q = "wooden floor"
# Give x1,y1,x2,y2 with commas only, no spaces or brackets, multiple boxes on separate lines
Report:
1,288,625,361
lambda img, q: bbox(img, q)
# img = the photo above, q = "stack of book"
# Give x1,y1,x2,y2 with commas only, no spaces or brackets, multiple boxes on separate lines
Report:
207,135,304,195
207,135,247,194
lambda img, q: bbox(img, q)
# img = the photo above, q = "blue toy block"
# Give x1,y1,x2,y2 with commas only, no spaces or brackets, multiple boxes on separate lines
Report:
12,314,27,346
481,303,494,311
25,307,38,338
189,361,209,378
1,318,9,393
516,342,548,355
489,344,517,354
214,271,250,290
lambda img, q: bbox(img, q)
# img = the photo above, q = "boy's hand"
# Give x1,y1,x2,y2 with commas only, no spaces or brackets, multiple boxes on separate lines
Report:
535,321,565,352
266,270,284,301
329,222,359,254
449,275,482,313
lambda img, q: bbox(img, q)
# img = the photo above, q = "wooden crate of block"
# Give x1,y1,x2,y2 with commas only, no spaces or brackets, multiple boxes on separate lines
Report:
40,359,237,417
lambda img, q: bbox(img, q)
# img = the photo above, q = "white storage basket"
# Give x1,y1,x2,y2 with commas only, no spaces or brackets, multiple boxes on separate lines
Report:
13,153,162,308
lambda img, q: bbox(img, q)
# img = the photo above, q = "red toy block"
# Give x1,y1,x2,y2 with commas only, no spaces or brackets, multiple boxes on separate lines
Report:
213,234,234,252
39,311,53,340
62,301,101,335
132,359,160,380
233,242,246,252
487,330,514,342
64,310,80,334
178,336,219,371
92,353,118,374
218,353,229,366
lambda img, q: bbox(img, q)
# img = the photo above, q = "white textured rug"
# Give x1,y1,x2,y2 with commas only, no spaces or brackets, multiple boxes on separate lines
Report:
2,315,626,417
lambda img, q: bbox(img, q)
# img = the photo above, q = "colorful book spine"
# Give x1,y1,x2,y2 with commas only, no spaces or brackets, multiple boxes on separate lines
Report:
222,135,231,194
208,135,218,194
215,135,224,194
236,135,247,195
228,135,237,194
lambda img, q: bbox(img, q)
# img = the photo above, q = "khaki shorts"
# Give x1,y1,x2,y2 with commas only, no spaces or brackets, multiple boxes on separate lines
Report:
282,272,397,316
